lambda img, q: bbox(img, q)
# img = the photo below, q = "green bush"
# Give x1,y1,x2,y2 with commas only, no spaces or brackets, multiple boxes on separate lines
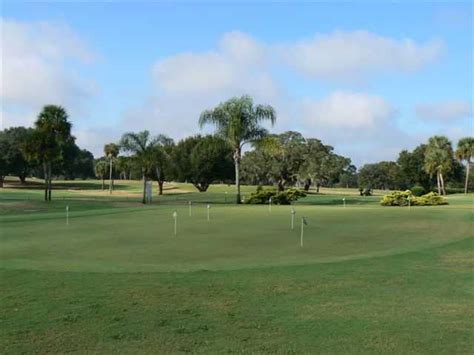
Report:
412,192,449,206
246,187,306,205
410,185,425,196
380,190,448,206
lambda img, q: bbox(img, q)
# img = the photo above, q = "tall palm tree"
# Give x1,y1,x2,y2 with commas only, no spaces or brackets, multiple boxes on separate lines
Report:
29,105,72,201
199,95,276,203
455,137,474,194
119,131,169,204
104,143,119,193
424,136,453,195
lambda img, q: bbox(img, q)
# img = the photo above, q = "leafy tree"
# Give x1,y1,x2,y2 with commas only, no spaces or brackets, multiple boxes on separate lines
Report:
455,137,474,194
424,136,453,195
172,135,233,192
24,105,73,201
119,131,169,204
256,131,306,191
396,145,432,190
94,159,108,190
115,156,133,180
150,136,174,195
104,143,120,193
0,127,33,186
199,95,276,203
358,161,400,190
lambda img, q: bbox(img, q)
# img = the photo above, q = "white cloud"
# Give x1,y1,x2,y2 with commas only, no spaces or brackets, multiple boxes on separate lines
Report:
281,30,443,81
301,91,395,129
415,100,472,121
0,18,97,128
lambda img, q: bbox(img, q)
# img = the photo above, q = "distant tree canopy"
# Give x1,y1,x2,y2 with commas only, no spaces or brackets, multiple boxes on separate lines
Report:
1,99,472,200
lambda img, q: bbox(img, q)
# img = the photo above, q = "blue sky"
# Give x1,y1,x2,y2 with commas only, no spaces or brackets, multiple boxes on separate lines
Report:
2,1,472,165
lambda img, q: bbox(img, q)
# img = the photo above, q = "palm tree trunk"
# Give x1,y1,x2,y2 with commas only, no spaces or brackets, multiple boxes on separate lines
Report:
440,173,446,195
234,149,241,204
43,162,48,201
464,160,470,194
109,158,113,194
436,173,441,195
142,169,147,204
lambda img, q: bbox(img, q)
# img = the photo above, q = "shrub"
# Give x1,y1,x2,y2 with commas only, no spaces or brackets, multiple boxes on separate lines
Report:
380,190,448,206
246,187,306,205
359,188,372,196
410,185,425,196
412,192,449,206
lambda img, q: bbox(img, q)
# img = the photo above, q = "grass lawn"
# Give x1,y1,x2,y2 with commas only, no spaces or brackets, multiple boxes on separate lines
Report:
1,180,473,353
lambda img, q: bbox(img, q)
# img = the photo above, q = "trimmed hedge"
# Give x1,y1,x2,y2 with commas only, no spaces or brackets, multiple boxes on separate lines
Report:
246,188,306,205
380,190,448,206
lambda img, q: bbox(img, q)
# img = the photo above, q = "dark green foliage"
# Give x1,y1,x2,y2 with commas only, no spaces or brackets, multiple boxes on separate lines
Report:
173,135,233,192
246,187,306,205
358,161,400,190
410,185,425,196
0,127,33,185
380,190,448,206
359,187,372,196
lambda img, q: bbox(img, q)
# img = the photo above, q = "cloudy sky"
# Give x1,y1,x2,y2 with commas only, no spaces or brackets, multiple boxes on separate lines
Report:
1,1,472,166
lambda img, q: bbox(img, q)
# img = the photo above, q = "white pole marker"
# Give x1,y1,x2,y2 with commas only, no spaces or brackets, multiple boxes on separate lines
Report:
343,197,346,208
189,201,192,217
408,196,411,210
291,208,296,230
269,197,272,213
207,204,210,221
66,205,69,226
173,211,177,236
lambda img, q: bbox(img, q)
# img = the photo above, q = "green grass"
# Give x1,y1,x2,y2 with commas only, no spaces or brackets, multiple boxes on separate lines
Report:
1,179,473,353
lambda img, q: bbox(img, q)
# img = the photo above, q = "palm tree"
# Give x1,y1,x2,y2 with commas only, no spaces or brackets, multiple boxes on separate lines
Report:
30,105,72,201
119,131,169,204
424,136,453,195
199,95,276,203
455,137,474,194
104,143,119,193
94,160,108,190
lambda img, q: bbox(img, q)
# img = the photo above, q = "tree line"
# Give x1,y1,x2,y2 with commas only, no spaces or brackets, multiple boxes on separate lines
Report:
1,96,472,203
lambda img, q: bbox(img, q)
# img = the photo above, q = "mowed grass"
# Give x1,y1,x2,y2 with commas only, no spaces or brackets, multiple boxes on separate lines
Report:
1,180,473,353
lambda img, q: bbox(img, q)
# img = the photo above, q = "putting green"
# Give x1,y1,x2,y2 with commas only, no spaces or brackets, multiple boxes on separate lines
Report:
2,204,472,273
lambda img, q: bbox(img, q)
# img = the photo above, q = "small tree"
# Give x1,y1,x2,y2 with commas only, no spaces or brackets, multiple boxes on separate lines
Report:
95,160,108,190
104,143,119,193
455,137,474,194
120,131,169,204
424,136,453,195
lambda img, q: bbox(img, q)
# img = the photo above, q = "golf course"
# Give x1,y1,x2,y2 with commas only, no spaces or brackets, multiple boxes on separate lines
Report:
1,180,473,353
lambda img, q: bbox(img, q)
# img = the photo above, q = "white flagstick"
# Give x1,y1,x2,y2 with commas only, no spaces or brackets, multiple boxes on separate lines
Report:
300,218,304,247
189,201,192,217
66,205,69,226
343,197,346,208
207,204,210,221
225,191,228,203
269,197,272,212
408,196,411,210
291,208,296,230
173,211,177,236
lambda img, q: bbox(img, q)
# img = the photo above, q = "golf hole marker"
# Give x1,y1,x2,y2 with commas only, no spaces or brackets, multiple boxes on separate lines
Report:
173,210,177,236
343,197,346,208
66,205,69,226
189,201,192,217
269,197,272,212
207,204,211,221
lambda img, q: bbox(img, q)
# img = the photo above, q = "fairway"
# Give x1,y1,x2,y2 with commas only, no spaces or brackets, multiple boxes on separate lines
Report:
1,184,473,353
